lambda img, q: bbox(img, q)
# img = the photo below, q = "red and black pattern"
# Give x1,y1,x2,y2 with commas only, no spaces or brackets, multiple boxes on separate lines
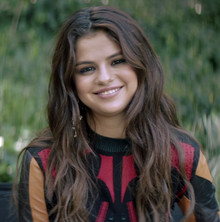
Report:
18,132,220,222
94,154,138,222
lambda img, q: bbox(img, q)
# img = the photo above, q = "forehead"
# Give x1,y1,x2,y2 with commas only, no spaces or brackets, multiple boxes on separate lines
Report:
75,30,121,61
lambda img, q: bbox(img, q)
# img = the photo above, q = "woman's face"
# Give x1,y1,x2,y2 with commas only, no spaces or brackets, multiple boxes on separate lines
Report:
74,30,138,119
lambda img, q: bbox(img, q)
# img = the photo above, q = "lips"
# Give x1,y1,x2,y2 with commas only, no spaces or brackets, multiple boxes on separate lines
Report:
94,86,123,95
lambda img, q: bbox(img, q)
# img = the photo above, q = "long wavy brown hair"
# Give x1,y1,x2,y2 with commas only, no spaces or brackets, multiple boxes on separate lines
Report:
15,6,195,222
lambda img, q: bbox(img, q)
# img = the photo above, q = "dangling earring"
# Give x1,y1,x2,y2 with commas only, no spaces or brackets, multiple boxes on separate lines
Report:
72,116,82,137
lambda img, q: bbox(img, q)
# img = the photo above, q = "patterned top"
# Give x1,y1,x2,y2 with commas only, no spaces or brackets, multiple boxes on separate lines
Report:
18,131,220,222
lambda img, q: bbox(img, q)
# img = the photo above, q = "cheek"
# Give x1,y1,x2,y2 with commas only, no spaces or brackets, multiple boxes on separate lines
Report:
74,76,93,101
74,78,85,98
129,75,138,96
124,71,138,91
76,85,85,100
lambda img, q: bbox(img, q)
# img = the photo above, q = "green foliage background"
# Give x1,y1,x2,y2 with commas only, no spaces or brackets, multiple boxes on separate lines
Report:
0,0,219,201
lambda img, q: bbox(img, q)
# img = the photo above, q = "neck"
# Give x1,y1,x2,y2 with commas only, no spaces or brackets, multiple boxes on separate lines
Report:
86,113,126,139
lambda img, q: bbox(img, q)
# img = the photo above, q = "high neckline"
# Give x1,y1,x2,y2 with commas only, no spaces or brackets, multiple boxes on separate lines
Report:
87,124,131,153
94,133,131,152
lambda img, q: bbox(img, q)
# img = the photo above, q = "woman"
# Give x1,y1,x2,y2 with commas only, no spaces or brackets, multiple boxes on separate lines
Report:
16,6,220,222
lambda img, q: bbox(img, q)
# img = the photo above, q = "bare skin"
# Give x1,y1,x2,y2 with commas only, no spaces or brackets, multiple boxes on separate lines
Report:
74,30,138,138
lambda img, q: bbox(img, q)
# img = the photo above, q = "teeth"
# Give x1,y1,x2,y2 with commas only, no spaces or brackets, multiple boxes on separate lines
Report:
100,88,120,95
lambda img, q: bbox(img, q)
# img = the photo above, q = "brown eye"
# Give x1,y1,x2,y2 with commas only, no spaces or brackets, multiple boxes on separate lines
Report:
112,59,126,66
80,67,95,74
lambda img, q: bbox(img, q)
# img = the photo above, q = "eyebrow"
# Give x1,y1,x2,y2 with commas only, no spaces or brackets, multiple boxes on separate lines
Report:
75,52,122,67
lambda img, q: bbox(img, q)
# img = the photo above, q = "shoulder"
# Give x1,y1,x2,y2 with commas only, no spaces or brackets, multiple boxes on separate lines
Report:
26,146,51,156
177,131,200,167
171,130,200,181
175,130,200,151
24,147,52,174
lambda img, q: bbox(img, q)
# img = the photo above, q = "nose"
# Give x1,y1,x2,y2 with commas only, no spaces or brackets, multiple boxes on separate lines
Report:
95,65,114,85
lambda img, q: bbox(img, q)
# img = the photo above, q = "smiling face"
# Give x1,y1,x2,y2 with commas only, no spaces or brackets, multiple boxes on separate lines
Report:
74,30,138,120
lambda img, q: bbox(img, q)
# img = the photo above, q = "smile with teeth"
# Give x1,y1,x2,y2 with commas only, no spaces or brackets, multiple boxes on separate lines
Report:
98,87,121,95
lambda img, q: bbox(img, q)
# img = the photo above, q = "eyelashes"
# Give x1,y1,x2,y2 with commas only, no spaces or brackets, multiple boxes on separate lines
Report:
79,67,95,74
112,58,126,65
78,58,127,74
